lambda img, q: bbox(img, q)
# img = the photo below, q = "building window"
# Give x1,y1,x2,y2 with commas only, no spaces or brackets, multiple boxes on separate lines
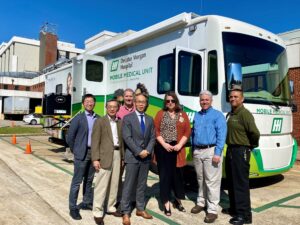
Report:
14,85,19,90
66,51,70,59
4,84,8,89
26,86,30,91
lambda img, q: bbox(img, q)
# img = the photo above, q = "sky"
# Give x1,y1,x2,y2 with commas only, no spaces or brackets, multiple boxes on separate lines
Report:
1,0,299,49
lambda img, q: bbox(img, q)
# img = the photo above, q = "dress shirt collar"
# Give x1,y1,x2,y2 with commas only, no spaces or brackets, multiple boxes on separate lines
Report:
124,104,135,112
231,104,244,114
200,106,212,114
135,110,145,117
107,114,118,122
85,110,95,117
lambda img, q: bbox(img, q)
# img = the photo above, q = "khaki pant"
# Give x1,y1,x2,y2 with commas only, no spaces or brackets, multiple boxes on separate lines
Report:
93,150,121,217
193,147,222,214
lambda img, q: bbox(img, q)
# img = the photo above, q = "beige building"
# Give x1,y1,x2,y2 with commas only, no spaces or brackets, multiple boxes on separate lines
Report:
0,36,83,73
0,35,83,118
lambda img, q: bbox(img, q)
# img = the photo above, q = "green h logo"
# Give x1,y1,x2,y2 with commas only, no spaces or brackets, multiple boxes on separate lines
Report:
271,118,283,134
110,60,119,72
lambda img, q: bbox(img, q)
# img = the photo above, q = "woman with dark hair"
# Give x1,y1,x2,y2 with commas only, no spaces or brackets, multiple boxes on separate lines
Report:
154,91,191,216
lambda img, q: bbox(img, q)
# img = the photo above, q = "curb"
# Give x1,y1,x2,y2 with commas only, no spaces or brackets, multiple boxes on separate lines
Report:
0,133,48,137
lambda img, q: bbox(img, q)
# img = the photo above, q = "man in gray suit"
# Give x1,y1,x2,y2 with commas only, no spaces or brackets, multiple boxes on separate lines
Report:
67,94,100,220
121,92,156,225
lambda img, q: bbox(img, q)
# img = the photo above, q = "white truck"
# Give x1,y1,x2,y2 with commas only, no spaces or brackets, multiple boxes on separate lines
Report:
43,12,297,178
4,96,30,116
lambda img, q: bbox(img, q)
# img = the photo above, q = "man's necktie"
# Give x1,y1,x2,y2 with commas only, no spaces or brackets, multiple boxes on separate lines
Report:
140,114,145,135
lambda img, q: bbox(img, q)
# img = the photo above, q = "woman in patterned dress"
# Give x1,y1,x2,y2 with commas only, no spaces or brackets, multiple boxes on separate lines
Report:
154,91,191,216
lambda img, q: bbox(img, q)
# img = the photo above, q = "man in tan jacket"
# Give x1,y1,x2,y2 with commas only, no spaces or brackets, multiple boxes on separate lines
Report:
91,99,124,225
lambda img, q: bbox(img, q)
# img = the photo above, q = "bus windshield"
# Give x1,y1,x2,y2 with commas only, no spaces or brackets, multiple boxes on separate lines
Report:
223,32,291,105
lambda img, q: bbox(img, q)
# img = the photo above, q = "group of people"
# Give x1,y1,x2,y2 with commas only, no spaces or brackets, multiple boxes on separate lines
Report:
67,85,260,225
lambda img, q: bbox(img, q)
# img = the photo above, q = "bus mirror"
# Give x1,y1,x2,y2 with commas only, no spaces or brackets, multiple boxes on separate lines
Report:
227,63,243,90
289,80,294,95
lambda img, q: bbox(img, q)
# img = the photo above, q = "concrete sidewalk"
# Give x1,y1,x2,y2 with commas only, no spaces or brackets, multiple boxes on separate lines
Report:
1,136,299,225
0,139,94,225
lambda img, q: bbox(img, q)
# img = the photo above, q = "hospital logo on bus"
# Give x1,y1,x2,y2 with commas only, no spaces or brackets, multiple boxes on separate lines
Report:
271,118,283,134
111,60,119,72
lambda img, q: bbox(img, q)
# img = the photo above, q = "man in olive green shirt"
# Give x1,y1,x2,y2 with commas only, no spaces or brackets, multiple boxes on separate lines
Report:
224,90,260,225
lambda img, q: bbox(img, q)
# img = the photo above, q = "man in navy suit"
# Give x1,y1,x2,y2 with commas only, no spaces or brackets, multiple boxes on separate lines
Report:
121,92,156,225
67,94,100,220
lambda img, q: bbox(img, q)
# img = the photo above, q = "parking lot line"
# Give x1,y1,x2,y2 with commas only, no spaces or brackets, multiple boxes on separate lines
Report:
252,192,300,212
0,136,180,224
277,205,300,209
146,209,181,225
0,137,74,175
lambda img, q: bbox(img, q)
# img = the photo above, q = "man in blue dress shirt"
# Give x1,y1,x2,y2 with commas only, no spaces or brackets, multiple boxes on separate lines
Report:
191,90,227,224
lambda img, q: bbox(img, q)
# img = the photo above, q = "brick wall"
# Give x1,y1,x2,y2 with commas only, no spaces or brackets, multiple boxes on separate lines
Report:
0,82,44,92
288,67,300,144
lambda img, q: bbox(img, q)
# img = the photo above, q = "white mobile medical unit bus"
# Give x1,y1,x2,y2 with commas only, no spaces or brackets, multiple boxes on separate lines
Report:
43,12,297,178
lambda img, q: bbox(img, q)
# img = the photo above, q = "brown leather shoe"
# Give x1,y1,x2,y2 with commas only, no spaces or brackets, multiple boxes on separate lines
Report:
122,214,131,225
94,216,104,225
106,211,122,217
136,210,153,219
204,213,218,223
191,205,205,214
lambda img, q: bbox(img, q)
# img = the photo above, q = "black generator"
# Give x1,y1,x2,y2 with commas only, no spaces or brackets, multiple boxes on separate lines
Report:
43,93,71,115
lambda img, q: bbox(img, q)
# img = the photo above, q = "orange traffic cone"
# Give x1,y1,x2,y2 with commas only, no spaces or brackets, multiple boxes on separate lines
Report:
25,141,32,154
11,134,17,144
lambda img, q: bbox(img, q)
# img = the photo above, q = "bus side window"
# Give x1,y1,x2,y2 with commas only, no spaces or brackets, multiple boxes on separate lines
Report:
207,50,218,95
157,53,175,94
56,84,62,95
178,51,201,96
86,60,103,82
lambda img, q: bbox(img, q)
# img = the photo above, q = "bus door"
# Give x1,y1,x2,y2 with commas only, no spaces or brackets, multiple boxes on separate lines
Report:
82,54,107,116
175,47,204,115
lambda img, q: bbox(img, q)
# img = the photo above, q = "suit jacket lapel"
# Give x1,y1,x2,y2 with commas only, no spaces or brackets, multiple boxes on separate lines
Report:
144,115,150,137
81,112,89,133
104,116,114,144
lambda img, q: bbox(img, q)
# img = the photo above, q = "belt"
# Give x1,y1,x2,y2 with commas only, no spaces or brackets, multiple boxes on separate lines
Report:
228,145,250,149
195,144,216,149
114,146,120,150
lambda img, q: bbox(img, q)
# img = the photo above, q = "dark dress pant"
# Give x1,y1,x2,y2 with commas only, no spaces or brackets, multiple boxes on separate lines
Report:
155,142,185,204
225,145,252,219
69,150,95,210
121,162,150,214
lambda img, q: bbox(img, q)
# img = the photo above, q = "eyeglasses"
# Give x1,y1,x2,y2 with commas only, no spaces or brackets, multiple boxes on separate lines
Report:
166,99,176,103
136,100,147,104
107,106,118,109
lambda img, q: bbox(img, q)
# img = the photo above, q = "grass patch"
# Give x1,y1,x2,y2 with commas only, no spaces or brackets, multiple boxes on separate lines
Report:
0,126,45,134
